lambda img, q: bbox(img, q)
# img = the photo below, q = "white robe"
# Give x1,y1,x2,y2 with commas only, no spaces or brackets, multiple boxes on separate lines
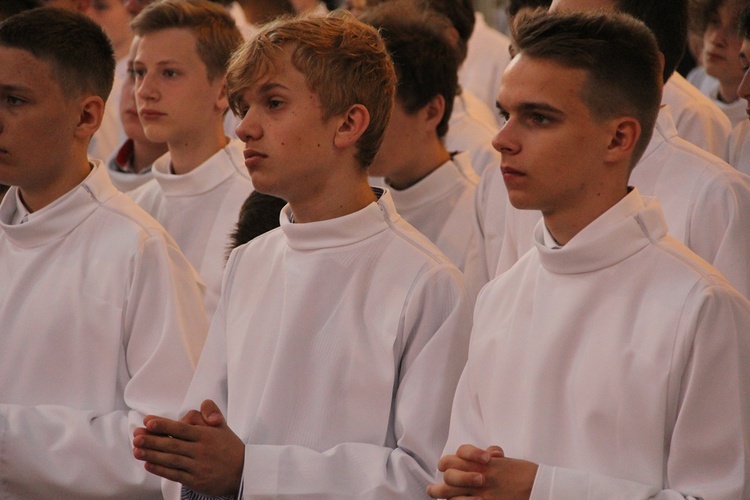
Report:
459,12,511,126
699,79,747,128
129,139,253,320
169,189,472,499
445,189,750,499
446,89,502,175
494,106,750,298
388,151,478,272
0,162,208,499
662,73,732,157
725,119,750,176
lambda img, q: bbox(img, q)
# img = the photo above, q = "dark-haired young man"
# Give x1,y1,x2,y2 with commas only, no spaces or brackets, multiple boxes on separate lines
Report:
0,7,207,498
431,9,749,499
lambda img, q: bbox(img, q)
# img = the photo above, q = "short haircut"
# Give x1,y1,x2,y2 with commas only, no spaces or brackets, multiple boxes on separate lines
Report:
0,7,114,101
740,2,750,37
359,0,458,138
615,0,687,82
691,0,750,35
513,9,662,168
130,0,243,82
227,11,396,168
507,0,552,18
418,0,475,64
0,0,41,21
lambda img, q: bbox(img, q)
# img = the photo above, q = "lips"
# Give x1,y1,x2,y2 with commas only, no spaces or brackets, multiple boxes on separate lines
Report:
139,108,166,120
243,148,267,170
501,166,525,185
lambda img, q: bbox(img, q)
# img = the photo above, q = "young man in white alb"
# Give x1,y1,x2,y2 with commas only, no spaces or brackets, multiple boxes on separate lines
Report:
466,0,750,298
430,10,750,499
362,2,479,273
0,8,207,498
128,0,253,320
132,13,472,499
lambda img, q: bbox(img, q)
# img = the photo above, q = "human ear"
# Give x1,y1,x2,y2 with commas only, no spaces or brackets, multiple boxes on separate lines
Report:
604,116,640,163
333,104,370,149
75,95,105,141
423,94,446,131
214,75,230,114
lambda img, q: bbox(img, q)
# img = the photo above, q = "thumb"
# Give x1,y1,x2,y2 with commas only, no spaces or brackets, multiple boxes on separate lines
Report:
200,399,225,426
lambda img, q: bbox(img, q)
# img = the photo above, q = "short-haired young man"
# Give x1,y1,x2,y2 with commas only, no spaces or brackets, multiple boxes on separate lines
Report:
128,0,252,320
105,35,167,192
362,1,479,272
0,8,207,498
132,12,472,499
469,0,750,298
430,10,750,499
726,4,750,173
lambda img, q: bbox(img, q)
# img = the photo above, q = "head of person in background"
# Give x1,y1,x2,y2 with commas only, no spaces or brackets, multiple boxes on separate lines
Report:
123,0,152,17
360,0,458,188
735,4,750,108
85,0,132,60
228,191,286,255
693,0,750,103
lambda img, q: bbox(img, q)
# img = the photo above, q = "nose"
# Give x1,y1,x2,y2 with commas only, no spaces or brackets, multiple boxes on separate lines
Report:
491,118,519,156
136,71,158,102
235,109,262,143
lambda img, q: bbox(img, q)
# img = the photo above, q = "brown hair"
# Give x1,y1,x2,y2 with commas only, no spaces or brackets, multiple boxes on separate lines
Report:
0,7,114,100
227,11,396,168
513,9,662,168
130,0,243,82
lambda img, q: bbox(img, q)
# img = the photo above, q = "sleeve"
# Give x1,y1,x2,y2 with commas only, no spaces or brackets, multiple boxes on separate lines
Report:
0,232,208,499
529,284,750,500
687,169,750,298
237,265,473,499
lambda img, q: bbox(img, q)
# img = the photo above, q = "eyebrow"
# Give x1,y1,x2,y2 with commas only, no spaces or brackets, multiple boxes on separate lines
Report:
0,83,33,94
497,100,566,117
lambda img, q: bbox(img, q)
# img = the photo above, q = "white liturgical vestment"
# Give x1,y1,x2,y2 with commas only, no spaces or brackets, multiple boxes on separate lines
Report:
494,106,750,297
445,190,750,499
169,189,472,499
725,119,750,176
129,139,253,320
662,74,731,156
0,162,208,499
389,151,478,272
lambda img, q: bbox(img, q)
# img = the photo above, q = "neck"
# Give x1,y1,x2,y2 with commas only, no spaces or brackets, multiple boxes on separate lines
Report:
288,168,376,224
167,128,227,175
132,140,168,173
543,184,629,246
21,153,92,213
386,140,451,191
718,80,741,104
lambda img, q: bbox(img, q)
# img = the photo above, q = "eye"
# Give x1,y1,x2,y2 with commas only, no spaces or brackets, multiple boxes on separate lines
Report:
531,113,550,125
163,69,178,78
133,67,146,79
267,98,284,110
6,95,25,106
496,107,509,125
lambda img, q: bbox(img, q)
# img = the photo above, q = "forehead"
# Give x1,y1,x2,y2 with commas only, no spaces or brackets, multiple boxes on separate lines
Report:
550,0,616,12
135,28,199,63
240,47,310,96
0,46,59,92
499,54,589,111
